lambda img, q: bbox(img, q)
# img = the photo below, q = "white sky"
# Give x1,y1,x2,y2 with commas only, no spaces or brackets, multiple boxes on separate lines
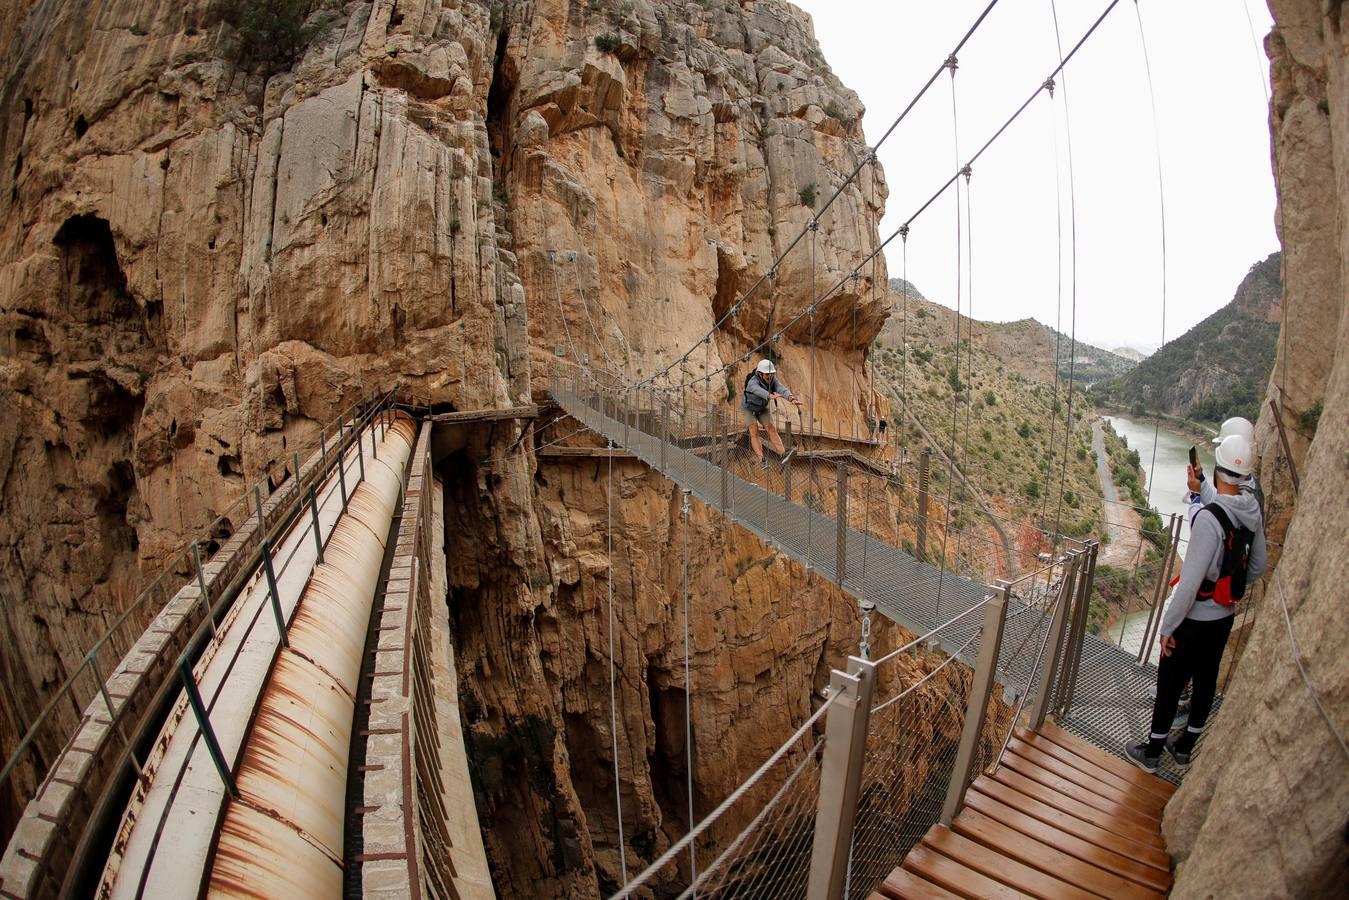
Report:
797,0,1279,353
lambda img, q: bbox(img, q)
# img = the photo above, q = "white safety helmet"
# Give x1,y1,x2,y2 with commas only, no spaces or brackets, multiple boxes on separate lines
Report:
756,359,776,375
1212,416,1255,446
1214,433,1255,479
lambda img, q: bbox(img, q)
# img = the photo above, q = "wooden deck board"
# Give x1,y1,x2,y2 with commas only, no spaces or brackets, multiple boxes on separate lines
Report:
971,776,1169,865
962,790,1172,892
952,808,1165,900
993,756,1163,832
870,864,967,900
987,766,1165,841
1005,740,1165,819
920,826,1099,900
901,844,1033,899
1015,727,1171,802
1040,721,1177,800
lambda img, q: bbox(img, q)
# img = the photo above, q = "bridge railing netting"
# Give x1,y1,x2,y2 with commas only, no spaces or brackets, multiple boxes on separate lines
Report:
559,371,1098,899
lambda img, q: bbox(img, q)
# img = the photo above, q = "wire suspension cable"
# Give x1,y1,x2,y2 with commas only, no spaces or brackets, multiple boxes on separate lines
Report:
1049,0,1085,546
1039,77,1064,531
607,442,628,885
680,489,697,892
935,58,963,613
1131,0,1168,506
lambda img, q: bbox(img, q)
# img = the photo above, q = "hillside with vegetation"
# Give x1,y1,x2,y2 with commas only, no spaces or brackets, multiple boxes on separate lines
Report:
1090,253,1281,424
875,290,1107,551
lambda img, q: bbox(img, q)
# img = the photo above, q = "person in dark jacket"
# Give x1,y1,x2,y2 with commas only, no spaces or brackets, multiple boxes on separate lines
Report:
742,359,800,469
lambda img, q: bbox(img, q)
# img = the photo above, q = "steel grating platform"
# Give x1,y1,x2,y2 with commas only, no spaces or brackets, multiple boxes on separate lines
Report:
553,388,1182,783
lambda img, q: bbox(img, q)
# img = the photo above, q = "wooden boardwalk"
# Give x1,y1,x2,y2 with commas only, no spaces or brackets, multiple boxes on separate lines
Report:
869,721,1174,899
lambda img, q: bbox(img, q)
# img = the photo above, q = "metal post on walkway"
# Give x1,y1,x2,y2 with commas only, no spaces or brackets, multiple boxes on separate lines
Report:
783,451,793,502
357,434,366,483
835,461,849,585
1030,554,1081,729
320,427,327,469
1057,542,1097,716
805,657,876,900
178,656,238,798
1137,513,1179,664
292,451,302,490
660,399,669,471
254,483,265,532
916,449,931,561
720,416,730,513
941,583,1009,825
307,485,325,564
371,419,378,459
337,448,349,512
191,541,217,639
260,538,289,647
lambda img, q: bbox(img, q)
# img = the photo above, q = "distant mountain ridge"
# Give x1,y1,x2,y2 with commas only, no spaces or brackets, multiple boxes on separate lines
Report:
884,279,1137,387
1090,253,1281,425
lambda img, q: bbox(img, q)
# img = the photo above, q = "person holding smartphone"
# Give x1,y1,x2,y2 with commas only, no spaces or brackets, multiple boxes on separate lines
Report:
1128,433,1267,772
1188,417,1265,518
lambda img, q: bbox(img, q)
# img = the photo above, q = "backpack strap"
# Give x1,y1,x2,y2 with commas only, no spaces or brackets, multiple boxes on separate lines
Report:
1196,504,1233,600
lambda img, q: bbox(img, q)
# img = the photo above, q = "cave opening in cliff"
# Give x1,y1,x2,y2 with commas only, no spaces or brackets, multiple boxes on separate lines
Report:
647,663,696,837
484,4,518,193
52,214,160,339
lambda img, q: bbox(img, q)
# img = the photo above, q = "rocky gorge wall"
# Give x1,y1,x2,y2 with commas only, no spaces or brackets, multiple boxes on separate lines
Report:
1163,2,1348,896
0,1,899,894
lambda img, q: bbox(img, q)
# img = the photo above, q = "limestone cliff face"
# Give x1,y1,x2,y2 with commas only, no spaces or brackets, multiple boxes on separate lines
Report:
0,0,893,894
1163,2,1348,896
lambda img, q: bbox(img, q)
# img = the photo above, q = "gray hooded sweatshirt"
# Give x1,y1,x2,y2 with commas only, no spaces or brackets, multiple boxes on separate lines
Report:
742,373,793,413
1162,489,1267,636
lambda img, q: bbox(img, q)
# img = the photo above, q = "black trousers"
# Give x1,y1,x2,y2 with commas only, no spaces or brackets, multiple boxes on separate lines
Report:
1149,616,1234,737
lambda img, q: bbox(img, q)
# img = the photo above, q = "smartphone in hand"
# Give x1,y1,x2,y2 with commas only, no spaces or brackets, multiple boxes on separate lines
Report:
1189,445,1199,470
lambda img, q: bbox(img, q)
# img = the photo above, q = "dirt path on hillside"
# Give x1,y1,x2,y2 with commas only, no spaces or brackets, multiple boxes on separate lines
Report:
1093,418,1144,569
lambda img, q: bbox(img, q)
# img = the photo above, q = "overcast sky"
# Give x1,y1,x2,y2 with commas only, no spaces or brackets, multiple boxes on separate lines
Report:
796,0,1279,353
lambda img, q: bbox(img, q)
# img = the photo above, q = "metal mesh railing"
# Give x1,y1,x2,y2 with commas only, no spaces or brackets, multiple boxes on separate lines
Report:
694,737,826,900
0,391,396,862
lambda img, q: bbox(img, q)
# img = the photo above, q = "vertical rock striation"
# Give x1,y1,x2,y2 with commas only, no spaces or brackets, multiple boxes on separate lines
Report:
1,0,896,893
1163,2,1348,896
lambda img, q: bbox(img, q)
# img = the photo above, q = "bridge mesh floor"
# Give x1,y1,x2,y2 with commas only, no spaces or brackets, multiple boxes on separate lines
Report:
554,388,1183,784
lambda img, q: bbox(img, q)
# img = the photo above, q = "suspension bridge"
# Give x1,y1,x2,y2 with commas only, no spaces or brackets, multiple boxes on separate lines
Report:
0,0,1259,896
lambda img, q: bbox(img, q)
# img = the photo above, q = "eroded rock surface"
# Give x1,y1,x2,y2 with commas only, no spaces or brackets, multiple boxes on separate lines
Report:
1,1,898,894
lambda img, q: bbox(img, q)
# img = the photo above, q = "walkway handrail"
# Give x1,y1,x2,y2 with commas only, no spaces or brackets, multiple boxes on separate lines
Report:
0,391,397,893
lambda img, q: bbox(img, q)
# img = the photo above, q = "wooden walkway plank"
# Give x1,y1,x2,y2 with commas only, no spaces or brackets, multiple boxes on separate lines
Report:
900,844,1032,899
1015,728,1169,802
986,765,1164,844
962,790,1172,892
1040,721,1177,800
970,776,1170,866
920,826,1099,900
870,862,972,899
1004,740,1164,819
951,808,1165,900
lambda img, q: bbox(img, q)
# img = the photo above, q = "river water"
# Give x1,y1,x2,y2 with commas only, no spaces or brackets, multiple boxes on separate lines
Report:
1102,416,1217,655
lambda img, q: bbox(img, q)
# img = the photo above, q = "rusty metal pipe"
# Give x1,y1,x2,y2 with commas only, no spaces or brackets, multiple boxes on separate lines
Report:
206,413,417,897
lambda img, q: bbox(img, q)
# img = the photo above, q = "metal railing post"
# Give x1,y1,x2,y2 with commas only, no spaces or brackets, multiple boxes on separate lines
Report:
320,427,327,469
916,448,931,561
1057,541,1098,715
783,452,793,502
835,461,848,585
805,657,876,900
254,483,265,531
292,451,302,489
371,419,378,459
720,416,730,512
1029,554,1081,729
660,400,669,471
941,584,1009,825
357,432,366,483
1137,513,1180,664
191,541,218,639
337,448,349,511
308,485,325,563
178,657,238,797
260,538,289,647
